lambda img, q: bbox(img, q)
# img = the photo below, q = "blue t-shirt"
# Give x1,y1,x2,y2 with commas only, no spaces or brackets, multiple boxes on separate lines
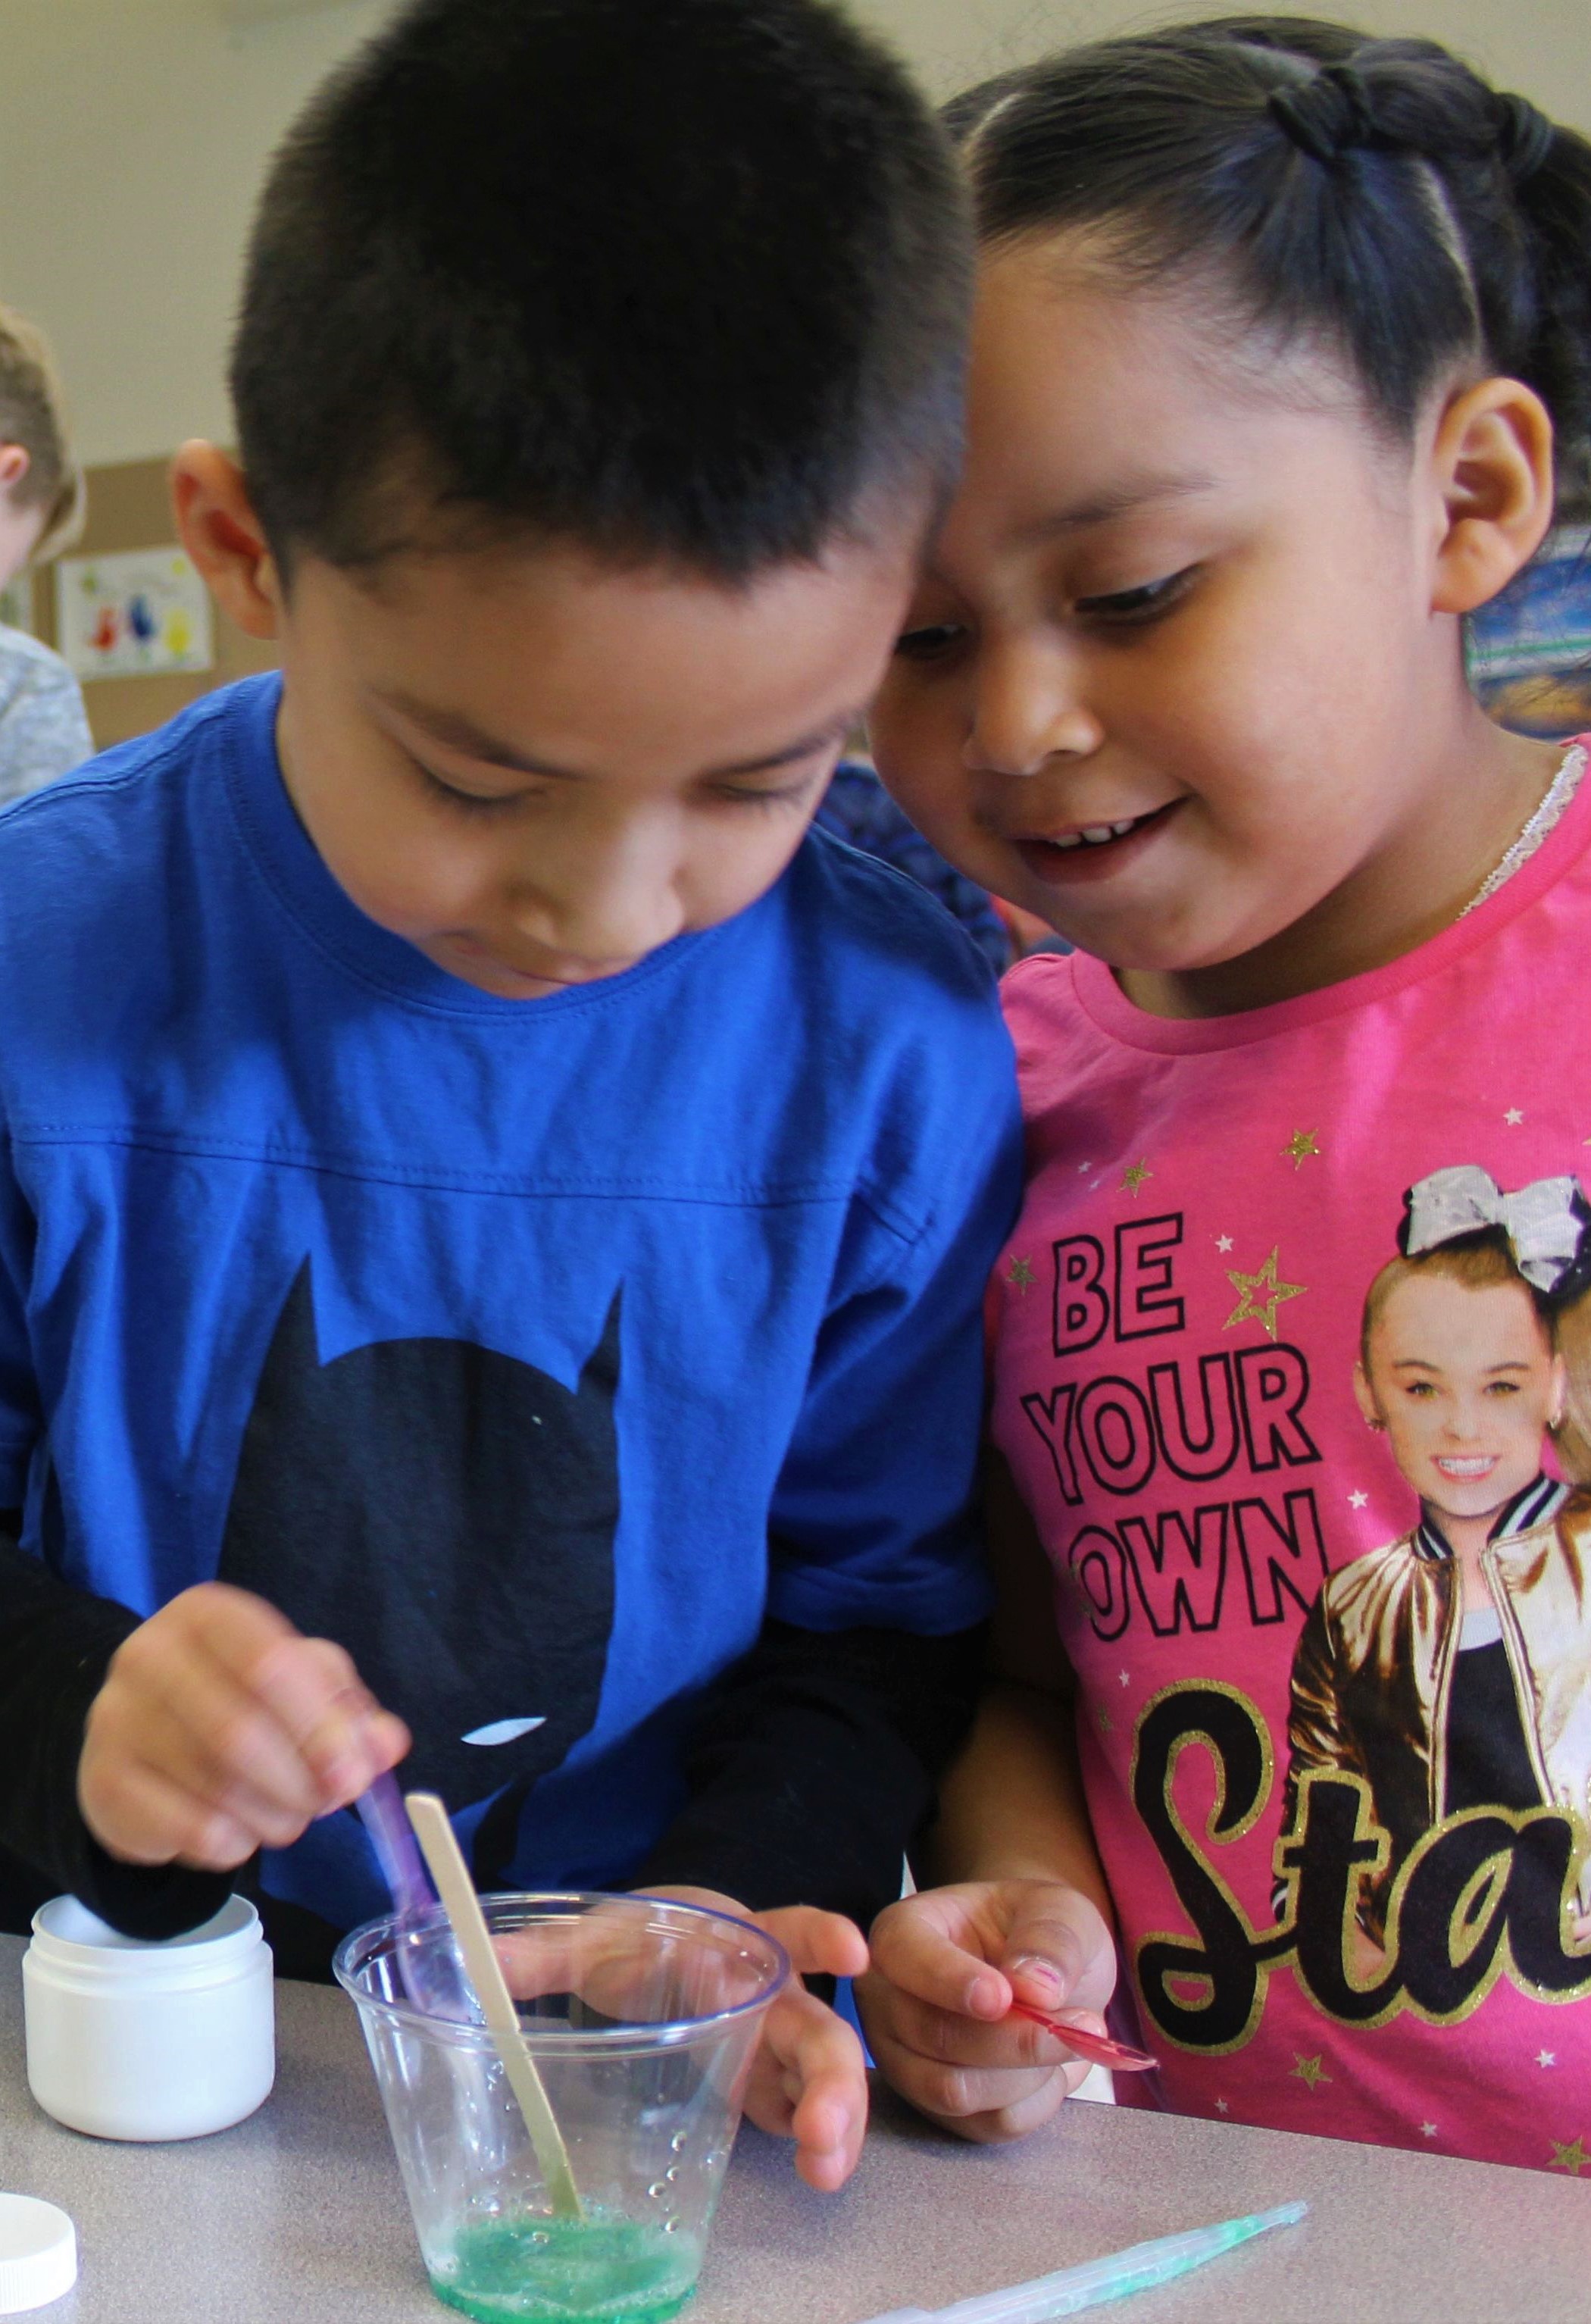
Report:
0,676,1020,1930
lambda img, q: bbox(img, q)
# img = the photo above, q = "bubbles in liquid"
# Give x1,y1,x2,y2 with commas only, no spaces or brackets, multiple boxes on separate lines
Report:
647,2182,668,2202
669,2132,689,2154
435,2213,699,2322
664,2168,680,2185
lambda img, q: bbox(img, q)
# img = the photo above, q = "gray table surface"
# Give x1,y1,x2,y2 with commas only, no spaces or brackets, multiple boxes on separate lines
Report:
0,1935,1586,2323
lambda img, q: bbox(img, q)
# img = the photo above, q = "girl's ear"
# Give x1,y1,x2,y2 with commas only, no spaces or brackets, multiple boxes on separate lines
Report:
1549,1351,1570,1433
1428,377,1555,618
170,442,283,641
1352,1359,1383,1430
0,445,30,495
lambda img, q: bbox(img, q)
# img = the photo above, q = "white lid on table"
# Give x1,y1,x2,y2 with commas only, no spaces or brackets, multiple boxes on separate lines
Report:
0,2194,77,2313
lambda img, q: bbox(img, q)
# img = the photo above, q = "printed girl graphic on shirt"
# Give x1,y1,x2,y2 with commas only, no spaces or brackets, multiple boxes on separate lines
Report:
1284,1167,1591,1953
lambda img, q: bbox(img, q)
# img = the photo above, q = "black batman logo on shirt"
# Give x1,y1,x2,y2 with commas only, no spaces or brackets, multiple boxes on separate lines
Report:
217,1262,620,1834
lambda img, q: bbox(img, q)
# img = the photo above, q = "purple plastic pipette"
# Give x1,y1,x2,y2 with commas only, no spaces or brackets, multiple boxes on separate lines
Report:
356,1772,476,2020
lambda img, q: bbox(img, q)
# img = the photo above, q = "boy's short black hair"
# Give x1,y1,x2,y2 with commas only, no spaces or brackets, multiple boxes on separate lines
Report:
231,0,971,580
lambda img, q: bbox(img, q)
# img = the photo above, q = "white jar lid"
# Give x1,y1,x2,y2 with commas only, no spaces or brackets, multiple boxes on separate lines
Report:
0,2195,77,2313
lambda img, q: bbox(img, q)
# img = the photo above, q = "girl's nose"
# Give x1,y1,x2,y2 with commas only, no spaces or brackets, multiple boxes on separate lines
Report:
964,640,1104,777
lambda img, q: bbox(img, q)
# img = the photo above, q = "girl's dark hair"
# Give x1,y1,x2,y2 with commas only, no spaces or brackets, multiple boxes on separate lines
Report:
947,15,1591,496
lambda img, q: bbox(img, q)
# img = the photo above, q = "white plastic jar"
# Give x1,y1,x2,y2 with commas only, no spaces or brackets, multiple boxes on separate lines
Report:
23,1894,274,2141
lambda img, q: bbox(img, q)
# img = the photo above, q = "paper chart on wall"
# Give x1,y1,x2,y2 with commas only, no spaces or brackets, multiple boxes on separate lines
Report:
55,546,214,680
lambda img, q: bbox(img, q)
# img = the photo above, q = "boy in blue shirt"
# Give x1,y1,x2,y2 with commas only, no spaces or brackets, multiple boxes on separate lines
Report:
0,0,1017,2186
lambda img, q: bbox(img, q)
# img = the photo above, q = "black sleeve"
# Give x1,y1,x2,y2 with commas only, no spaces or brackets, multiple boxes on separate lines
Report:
634,1615,986,1931
0,1522,231,1941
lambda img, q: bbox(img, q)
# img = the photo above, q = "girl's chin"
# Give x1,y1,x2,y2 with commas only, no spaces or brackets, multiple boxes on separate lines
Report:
1420,1478,1524,1521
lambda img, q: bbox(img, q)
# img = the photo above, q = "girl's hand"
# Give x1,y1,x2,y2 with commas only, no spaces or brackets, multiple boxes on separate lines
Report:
642,1887,871,2191
858,1878,1117,2142
78,1582,409,1870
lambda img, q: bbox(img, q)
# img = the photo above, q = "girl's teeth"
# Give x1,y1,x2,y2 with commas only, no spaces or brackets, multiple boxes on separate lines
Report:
1051,818,1141,852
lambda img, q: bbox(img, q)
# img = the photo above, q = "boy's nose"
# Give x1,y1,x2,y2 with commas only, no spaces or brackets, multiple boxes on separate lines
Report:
964,641,1104,777
514,843,686,968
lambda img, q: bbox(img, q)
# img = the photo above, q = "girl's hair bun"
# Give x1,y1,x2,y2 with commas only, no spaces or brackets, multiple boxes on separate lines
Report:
1494,92,1558,185
949,16,1591,502
1267,64,1380,166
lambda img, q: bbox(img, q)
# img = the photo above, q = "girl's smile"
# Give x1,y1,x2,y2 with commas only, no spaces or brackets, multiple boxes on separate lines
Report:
1008,800,1183,887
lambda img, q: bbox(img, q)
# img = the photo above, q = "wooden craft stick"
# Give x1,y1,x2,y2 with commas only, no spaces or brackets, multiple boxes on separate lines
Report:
405,1790,583,2220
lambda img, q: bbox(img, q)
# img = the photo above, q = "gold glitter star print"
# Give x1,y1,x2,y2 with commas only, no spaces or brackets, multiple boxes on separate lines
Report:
1283,1128,1321,1168
1224,1247,1307,1340
1005,1256,1036,1294
1121,1159,1153,1197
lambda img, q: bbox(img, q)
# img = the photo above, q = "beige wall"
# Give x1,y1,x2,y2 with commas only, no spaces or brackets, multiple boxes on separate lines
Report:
0,0,392,467
0,0,1585,471
857,1,1591,109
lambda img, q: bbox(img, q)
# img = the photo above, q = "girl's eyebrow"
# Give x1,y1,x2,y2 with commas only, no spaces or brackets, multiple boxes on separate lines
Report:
1387,1357,1534,1375
1017,469,1218,543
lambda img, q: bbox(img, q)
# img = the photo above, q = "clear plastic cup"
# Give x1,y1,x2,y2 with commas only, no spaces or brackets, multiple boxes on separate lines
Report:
334,1892,789,2323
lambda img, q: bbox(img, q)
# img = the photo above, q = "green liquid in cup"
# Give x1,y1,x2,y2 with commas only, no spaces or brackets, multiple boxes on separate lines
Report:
431,2213,702,2322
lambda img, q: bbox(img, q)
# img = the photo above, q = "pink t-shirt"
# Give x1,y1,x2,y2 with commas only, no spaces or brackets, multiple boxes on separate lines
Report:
992,743,1591,2172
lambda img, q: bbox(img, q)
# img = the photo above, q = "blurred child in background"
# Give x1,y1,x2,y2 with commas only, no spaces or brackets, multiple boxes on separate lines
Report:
0,304,89,803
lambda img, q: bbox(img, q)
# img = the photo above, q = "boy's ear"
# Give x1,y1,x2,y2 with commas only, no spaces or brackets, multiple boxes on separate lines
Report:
1428,377,1555,618
170,442,283,641
0,445,30,496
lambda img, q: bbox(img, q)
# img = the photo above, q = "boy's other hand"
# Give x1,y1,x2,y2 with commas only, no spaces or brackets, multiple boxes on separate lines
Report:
79,1581,409,1871
643,1887,870,2192
858,1878,1116,2143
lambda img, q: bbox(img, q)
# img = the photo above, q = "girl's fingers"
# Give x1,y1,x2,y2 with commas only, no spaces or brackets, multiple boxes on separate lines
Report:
951,2066,1085,2146
865,1901,1010,2020
864,1982,1095,2073
867,2031,1055,2127
998,1889,1115,2016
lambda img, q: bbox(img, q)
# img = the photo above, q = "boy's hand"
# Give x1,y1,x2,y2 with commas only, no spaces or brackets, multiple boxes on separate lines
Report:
858,1878,1116,2143
79,1582,409,1871
644,1886,871,2192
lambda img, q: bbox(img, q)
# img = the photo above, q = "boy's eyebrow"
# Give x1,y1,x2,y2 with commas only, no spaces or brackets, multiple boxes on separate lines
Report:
1020,471,1219,540
373,689,863,781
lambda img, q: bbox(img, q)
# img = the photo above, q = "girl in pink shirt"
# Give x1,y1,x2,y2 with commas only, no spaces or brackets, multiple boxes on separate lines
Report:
858,16,1591,2170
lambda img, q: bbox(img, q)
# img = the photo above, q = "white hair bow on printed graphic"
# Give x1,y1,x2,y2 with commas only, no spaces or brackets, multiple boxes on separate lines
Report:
1403,1165,1589,1295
